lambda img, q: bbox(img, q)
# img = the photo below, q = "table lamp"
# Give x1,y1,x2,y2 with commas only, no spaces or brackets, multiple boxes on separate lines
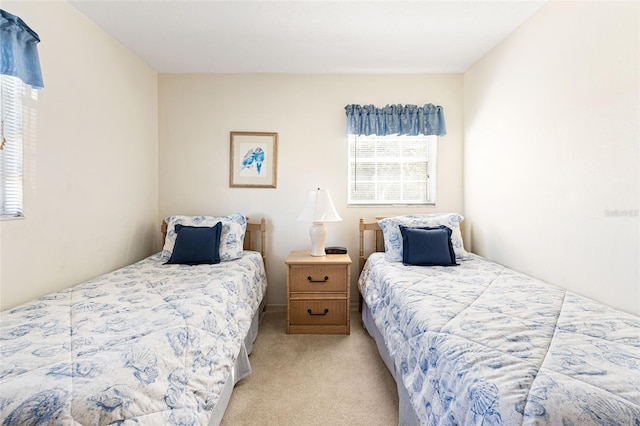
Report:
297,188,342,256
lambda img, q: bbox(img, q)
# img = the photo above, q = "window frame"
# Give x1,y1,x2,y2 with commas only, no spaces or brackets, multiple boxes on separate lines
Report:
347,133,438,206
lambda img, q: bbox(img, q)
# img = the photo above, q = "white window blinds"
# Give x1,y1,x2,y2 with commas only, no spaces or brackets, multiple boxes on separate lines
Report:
348,134,437,205
1,75,24,218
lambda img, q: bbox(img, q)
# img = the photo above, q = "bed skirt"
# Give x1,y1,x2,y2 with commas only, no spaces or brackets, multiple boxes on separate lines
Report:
208,296,267,426
362,301,421,426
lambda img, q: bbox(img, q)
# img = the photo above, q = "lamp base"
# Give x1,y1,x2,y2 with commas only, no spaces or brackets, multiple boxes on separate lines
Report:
309,222,327,256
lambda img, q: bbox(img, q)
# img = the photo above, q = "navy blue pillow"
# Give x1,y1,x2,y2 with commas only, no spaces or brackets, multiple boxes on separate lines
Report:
165,223,222,265
400,225,458,266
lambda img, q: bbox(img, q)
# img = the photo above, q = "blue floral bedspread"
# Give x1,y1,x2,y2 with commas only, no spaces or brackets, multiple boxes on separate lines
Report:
0,252,267,425
359,253,640,425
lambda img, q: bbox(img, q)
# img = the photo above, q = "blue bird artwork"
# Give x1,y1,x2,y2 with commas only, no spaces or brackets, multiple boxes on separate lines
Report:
240,147,265,175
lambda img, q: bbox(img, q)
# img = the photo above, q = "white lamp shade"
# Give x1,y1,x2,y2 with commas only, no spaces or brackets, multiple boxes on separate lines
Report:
297,189,342,223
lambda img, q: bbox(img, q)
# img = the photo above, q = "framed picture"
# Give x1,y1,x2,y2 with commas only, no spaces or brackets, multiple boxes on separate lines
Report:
229,131,278,188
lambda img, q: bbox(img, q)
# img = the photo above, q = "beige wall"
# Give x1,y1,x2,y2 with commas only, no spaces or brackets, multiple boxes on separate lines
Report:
8,1,635,317
159,74,464,309
0,1,159,310
464,1,640,314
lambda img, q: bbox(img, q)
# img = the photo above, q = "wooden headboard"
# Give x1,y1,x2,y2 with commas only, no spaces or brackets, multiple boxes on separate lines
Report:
161,217,267,262
358,217,464,274
358,219,384,275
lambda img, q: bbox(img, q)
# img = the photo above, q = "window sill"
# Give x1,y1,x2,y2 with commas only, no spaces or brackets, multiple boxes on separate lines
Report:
0,215,25,221
347,203,436,208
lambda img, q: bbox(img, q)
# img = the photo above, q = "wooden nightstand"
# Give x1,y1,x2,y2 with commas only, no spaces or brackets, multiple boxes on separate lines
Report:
285,250,352,335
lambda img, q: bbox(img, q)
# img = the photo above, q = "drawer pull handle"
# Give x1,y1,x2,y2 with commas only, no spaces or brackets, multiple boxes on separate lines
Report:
307,275,329,283
307,308,329,316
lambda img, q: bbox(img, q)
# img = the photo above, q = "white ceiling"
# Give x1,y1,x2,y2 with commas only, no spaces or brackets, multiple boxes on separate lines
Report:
68,0,548,74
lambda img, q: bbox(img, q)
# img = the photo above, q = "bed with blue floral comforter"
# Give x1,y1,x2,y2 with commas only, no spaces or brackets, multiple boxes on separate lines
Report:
359,252,640,425
0,251,267,425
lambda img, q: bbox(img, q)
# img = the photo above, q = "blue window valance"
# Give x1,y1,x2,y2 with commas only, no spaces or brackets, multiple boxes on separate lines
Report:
1,9,43,89
345,103,446,137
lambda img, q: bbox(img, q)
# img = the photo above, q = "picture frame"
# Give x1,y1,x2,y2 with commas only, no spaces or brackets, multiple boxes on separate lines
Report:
229,131,278,188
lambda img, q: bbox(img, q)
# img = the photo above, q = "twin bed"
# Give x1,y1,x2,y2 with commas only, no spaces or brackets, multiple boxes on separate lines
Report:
358,214,640,425
0,213,267,425
3,211,639,425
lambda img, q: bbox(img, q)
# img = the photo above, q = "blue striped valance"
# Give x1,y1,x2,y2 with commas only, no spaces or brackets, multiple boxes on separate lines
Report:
1,9,43,89
345,103,446,137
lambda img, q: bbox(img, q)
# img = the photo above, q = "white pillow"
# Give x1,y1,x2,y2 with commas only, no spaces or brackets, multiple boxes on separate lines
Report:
161,213,247,262
378,213,469,262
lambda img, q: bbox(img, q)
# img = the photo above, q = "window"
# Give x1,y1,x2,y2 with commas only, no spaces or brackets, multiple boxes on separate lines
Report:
0,10,43,219
348,134,437,205
1,75,25,218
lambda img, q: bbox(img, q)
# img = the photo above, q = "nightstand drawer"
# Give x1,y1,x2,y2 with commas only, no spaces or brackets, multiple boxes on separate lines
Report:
289,266,346,293
289,300,347,326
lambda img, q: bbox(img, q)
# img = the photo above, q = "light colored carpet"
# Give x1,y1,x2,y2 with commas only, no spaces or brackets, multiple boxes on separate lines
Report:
221,310,399,425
